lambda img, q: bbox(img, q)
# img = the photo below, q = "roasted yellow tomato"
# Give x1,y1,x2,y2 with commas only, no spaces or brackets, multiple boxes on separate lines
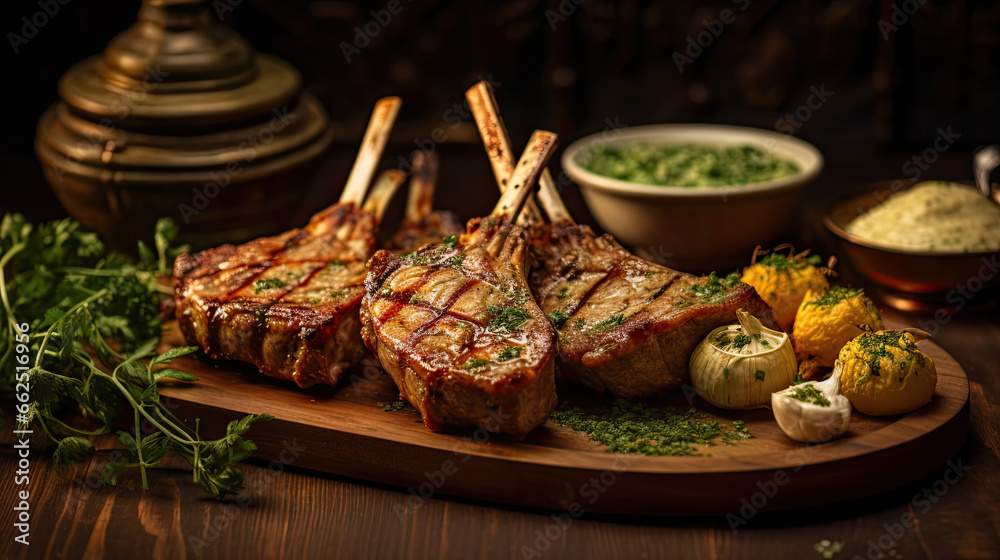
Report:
838,329,936,415
741,252,829,332
792,286,883,378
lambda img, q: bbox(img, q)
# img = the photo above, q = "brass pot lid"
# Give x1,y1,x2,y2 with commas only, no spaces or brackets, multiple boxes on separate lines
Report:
36,94,332,183
55,0,305,132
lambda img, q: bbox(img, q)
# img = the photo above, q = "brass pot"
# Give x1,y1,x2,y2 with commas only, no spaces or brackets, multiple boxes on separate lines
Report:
35,0,333,252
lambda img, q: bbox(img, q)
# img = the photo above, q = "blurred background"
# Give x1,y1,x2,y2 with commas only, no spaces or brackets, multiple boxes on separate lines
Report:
2,0,998,249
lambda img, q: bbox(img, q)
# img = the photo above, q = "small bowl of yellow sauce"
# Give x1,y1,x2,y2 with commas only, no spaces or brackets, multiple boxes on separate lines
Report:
824,180,1000,311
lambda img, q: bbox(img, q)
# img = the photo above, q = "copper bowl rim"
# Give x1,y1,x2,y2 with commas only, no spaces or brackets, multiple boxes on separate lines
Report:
823,179,1000,260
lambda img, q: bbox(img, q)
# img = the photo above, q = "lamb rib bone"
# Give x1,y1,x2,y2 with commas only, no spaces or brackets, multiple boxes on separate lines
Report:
388,150,464,252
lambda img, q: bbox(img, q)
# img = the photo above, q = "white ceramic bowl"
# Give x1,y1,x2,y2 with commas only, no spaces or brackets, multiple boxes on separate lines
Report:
561,124,823,272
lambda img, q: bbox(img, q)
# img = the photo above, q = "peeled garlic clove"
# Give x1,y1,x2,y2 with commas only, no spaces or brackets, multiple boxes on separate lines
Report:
772,362,852,443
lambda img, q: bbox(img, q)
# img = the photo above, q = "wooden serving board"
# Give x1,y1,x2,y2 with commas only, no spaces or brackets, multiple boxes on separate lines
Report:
157,321,969,516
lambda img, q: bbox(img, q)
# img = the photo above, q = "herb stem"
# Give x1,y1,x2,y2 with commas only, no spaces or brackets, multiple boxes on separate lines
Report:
34,288,109,369
48,415,106,436
135,409,148,490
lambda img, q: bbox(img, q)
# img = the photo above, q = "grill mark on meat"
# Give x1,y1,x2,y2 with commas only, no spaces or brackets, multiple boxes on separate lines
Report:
403,277,480,344
373,273,435,325
569,265,622,315
646,275,679,303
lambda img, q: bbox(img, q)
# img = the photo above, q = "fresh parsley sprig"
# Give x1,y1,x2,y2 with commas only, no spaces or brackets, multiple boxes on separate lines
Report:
1,213,271,498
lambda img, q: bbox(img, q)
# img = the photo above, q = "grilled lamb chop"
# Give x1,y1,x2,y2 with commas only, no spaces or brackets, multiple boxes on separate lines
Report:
174,97,405,388
361,131,559,437
386,151,464,252
466,82,778,398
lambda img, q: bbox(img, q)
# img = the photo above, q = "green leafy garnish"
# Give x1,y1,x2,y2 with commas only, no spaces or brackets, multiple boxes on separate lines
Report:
758,252,822,272
546,309,570,329
380,400,410,412
443,235,458,248
690,271,741,304
447,254,465,268
807,286,863,307
497,346,523,361
252,278,286,294
487,306,531,333
789,385,831,407
0,213,270,498
549,400,753,456
555,286,569,300
462,357,492,372
589,312,625,333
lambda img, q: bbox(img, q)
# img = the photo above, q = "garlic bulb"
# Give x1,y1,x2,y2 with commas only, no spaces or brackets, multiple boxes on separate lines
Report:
771,363,852,443
689,309,797,410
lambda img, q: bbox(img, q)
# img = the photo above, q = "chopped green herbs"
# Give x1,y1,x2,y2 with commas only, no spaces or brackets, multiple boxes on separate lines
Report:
556,286,570,300
589,312,625,333
789,385,831,407
252,278,286,294
579,143,800,187
807,286,863,307
330,258,344,267
330,290,344,299
758,252,822,272
731,420,753,439
690,271,741,304
487,306,532,333
547,308,570,329
380,400,410,412
443,235,458,248
447,254,465,268
852,329,923,381
712,329,751,351
674,301,692,308
463,357,492,372
497,346,523,361
549,400,754,456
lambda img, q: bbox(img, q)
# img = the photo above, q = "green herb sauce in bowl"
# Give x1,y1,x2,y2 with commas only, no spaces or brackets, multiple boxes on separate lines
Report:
579,143,800,187
561,123,823,271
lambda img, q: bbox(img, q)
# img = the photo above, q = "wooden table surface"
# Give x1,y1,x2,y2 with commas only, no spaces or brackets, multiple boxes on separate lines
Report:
3,154,1000,560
